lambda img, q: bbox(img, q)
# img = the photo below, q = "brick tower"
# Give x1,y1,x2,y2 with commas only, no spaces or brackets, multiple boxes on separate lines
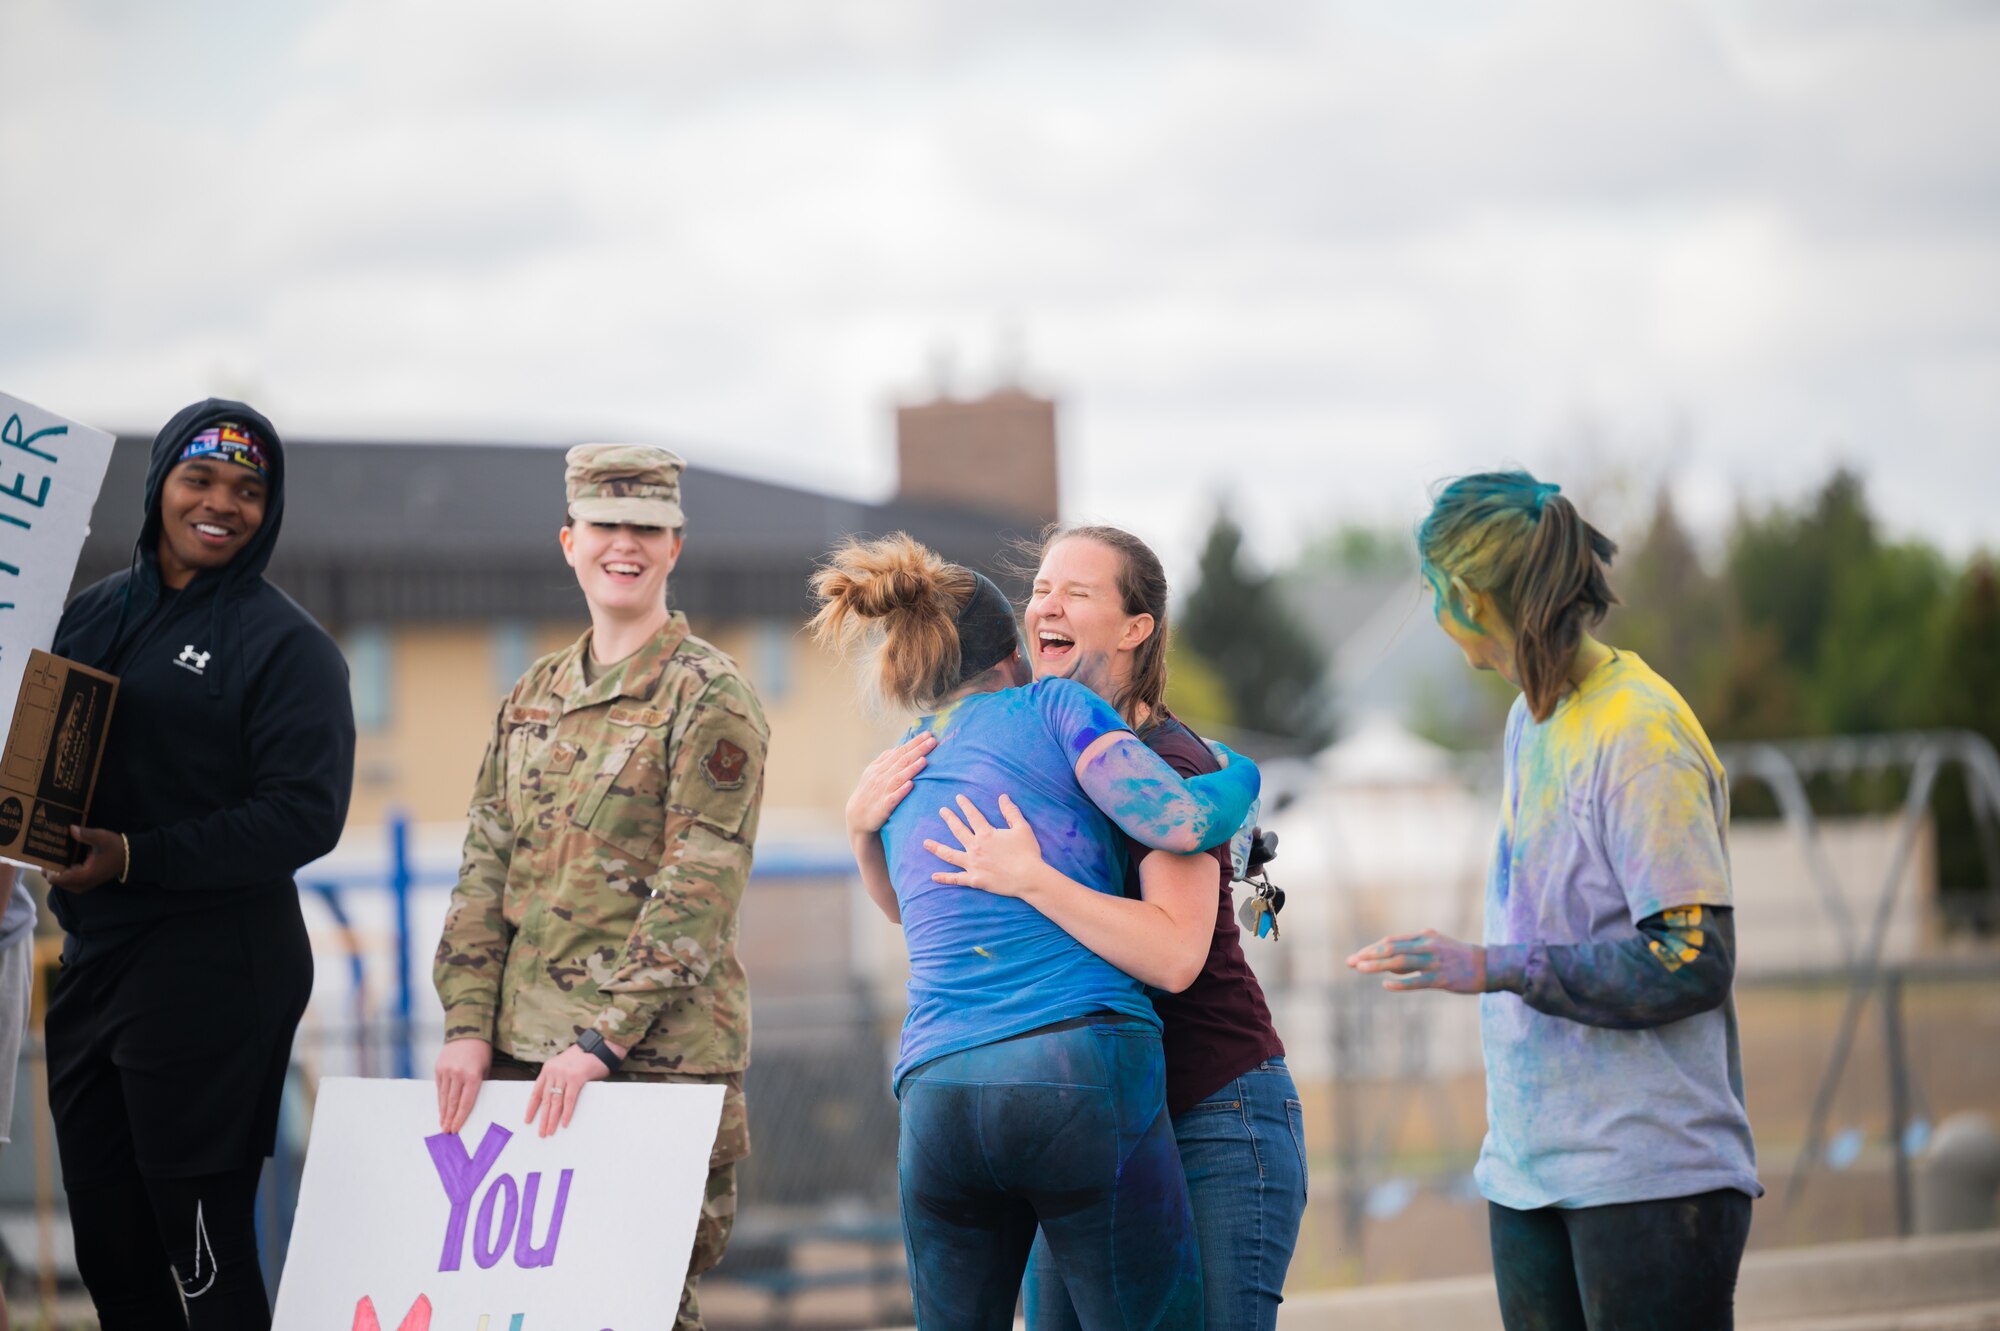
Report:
894,385,1060,528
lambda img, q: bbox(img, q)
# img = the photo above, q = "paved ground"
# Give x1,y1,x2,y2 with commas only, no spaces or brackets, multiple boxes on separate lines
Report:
1271,1231,2000,1331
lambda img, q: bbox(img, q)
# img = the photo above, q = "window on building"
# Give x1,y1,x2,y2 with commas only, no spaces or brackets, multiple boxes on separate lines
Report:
343,625,393,732
493,620,535,699
757,620,794,704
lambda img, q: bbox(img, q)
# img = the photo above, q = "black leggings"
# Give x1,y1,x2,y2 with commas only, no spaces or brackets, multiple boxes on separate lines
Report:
49,896,311,1330
1489,1189,1753,1331
69,1163,269,1329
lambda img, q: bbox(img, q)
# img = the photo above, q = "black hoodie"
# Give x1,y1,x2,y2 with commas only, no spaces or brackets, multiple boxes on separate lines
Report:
50,399,356,942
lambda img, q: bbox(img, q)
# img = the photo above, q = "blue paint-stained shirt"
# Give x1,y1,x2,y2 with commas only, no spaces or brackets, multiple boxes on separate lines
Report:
1476,651,1762,1209
883,678,1156,1089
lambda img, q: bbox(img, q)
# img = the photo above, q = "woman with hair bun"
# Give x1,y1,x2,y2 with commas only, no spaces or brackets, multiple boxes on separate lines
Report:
813,533,1260,1331
1348,472,1760,1331
850,523,1306,1331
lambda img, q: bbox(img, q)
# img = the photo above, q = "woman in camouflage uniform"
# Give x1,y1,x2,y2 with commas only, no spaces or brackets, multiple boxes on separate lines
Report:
432,444,768,1331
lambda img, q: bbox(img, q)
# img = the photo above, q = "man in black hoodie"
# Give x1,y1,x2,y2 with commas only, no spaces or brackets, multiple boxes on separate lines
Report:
47,399,355,1329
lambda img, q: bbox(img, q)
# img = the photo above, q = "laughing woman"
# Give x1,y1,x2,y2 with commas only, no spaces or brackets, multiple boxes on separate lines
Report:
1348,472,1759,1331
849,525,1305,1331
816,533,1260,1331
433,446,768,1331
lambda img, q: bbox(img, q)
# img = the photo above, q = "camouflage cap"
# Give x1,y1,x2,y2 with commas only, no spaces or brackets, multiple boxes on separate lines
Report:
565,444,688,528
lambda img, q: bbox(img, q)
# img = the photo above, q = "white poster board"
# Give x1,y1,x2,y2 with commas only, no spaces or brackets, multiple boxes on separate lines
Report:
274,1078,724,1331
0,392,115,723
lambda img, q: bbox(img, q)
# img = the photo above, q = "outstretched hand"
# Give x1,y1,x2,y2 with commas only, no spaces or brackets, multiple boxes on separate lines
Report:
846,732,938,836
1347,928,1488,994
47,826,126,895
926,794,1047,898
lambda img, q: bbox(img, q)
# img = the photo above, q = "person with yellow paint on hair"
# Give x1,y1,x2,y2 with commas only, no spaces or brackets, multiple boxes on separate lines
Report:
1348,471,1759,1331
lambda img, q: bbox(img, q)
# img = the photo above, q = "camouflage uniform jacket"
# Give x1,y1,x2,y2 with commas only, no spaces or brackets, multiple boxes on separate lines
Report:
436,613,767,1092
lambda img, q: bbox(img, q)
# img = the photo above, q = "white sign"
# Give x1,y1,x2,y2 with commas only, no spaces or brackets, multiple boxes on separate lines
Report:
274,1078,724,1331
0,392,115,722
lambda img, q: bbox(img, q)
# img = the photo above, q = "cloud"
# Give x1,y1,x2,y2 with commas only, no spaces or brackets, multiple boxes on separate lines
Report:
1,0,1996,568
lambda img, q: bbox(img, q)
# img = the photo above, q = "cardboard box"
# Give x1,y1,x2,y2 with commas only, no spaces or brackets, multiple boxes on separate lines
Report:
1,649,118,873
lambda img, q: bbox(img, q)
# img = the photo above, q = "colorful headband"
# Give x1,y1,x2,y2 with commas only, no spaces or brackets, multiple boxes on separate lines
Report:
178,423,269,478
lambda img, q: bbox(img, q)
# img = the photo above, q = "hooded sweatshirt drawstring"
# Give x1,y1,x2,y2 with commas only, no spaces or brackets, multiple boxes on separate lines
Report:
101,541,143,671
205,583,228,699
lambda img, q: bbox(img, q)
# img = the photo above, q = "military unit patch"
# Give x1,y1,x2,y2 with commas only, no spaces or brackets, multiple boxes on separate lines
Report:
702,738,750,791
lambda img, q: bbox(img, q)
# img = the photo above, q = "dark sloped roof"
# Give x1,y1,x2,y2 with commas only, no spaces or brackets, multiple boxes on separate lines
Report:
71,437,1035,627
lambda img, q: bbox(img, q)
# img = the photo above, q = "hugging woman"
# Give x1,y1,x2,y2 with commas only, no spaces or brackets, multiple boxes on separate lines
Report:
813,534,1259,1331
850,526,1308,1331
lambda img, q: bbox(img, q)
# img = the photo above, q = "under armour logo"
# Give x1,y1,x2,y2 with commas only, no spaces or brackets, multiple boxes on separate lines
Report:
174,645,211,675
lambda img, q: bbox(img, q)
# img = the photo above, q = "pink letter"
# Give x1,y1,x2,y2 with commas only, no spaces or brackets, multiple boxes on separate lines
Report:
352,1294,433,1331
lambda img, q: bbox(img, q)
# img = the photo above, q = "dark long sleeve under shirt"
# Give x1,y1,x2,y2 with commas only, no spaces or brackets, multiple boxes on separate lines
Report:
1485,905,1735,1030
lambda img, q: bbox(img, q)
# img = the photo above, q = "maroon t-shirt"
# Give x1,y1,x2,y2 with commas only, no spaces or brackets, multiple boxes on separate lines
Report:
1126,710,1285,1117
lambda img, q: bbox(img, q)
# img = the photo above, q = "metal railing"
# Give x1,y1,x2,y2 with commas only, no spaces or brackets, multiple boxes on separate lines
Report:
1716,731,2000,1224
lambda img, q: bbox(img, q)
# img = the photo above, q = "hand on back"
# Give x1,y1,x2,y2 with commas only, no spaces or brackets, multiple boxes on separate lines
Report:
926,794,1047,897
846,731,937,836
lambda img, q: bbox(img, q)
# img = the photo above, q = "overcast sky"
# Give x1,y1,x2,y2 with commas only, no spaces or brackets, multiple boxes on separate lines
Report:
4,0,1995,577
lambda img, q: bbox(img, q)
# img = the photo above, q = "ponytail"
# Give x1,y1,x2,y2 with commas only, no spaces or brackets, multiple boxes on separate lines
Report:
1418,473,1620,721
809,533,976,711
1509,493,1619,720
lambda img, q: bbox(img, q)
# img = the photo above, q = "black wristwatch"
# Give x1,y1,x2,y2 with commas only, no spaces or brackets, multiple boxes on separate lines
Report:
577,1028,624,1074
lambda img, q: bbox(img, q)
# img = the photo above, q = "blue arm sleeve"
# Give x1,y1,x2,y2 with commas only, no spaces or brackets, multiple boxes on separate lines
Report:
1035,679,1260,853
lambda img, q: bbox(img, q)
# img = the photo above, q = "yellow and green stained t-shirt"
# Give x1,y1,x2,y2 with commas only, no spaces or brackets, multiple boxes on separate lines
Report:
1476,650,1761,1210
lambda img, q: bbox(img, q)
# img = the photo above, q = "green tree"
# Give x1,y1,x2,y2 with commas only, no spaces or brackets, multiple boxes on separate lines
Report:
1705,624,1807,743
1930,558,2000,740
1727,468,1876,674
1180,508,1333,750
1710,469,1950,740
1927,558,2000,911
1808,539,1951,734
1605,486,1731,707
1292,522,1415,577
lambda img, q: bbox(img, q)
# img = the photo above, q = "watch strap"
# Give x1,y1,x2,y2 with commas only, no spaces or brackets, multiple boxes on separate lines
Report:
578,1028,624,1073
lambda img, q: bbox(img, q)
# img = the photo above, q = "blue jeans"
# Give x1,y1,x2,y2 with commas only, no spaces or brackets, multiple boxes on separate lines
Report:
1026,1057,1308,1331
897,1017,1204,1331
